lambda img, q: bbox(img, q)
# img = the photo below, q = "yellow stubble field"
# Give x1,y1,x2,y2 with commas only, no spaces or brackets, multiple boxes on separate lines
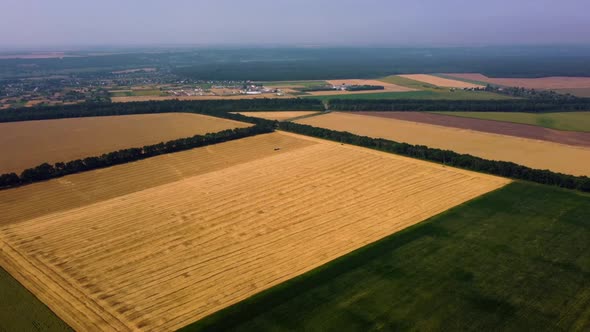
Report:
0,113,249,174
0,132,509,331
296,112,590,176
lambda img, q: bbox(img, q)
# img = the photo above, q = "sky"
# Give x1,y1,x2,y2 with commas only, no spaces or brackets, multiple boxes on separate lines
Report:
1,0,589,48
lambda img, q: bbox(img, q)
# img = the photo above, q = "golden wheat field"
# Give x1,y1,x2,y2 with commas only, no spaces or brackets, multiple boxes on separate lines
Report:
0,131,508,331
232,111,321,121
0,113,249,174
398,74,484,89
296,112,590,176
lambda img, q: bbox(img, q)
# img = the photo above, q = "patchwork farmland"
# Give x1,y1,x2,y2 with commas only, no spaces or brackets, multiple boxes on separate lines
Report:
296,112,590,176
0,113,249,174
0,131,508,331
306,79,415,96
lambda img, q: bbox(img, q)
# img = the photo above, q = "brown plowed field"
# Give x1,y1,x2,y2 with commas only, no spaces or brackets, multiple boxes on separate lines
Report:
446,73,590,89
357,112,590,148
0,113,249,174
0,132,508,331
398,74,484,88
296,112,590,176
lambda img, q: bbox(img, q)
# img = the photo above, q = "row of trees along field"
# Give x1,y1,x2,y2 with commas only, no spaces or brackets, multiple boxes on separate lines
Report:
0,99,324,123
2,99,589,193
345,85,385,91
4,98,590,124
328,98,590,112
0,125,273,190
277,121,590,192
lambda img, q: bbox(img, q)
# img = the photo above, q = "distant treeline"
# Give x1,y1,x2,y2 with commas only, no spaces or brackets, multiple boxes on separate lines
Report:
483,85,579,101
5,47,590,80
276,122,590,192
5,98,590,125
170,47,590,81
0,125,273,190
328,99,590,112
0,99,324,123
2,99,589,193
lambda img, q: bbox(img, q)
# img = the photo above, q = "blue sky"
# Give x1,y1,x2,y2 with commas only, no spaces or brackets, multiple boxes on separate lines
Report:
1,0,589,47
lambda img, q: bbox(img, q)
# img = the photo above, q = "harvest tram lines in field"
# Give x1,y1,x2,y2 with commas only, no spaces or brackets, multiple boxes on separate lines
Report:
0,131,508,331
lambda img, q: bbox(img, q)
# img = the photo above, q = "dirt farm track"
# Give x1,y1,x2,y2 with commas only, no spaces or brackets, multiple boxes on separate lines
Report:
0,132,508,331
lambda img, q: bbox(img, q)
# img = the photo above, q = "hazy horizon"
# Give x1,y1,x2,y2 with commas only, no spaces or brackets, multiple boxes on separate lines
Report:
1,0,589,48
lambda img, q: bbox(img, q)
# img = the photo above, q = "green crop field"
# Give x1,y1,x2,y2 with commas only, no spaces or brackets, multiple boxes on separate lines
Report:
434,111,590,132
0,267,72,331
303,75,512,101
380,75,440,89
182,182,590,332
261,76,512,101
306,89,512,101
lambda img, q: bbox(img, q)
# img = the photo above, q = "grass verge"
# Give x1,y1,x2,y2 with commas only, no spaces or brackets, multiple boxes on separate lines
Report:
0,267,72,331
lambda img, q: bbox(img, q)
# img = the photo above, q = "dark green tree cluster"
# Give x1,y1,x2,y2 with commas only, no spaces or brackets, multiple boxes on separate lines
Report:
0,125,273,190
483,85,578,101
299,85,384,92
328,98,590,112
344,85,385,91
277,121,590,192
